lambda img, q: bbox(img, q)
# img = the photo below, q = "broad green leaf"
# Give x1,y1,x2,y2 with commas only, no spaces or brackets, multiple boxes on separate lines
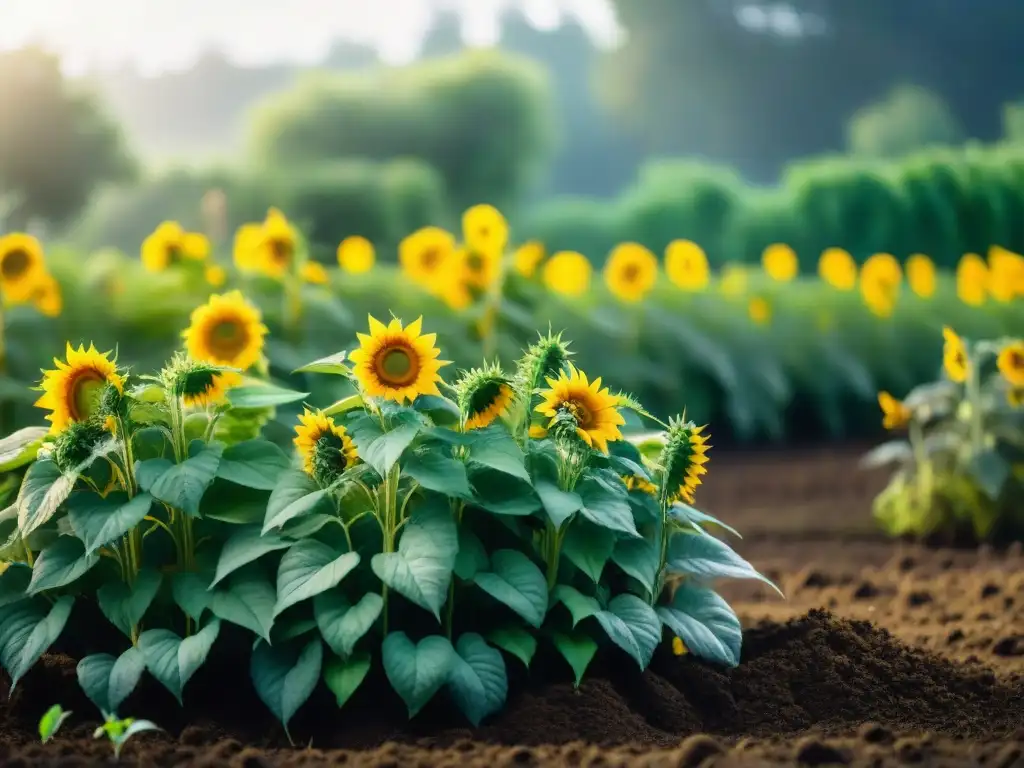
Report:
135,458,173,492
371,500,458,620
17,459,75,538
137,620,221,704
611,537,660,597
39,703,72,743
470,469,541,517
0,562,32,609
280,513,335,539
534,478,582,529
171,571,212,623
486,626,537,668
250,638,322,740
473,550,547,628
210,572,276,642
447,633,507,726
577,475,638,537
67,492,153,555
211,526,291,588
77,647,146,715
97,569,162,638
551,585,600,626
657,585,742,667
465,426,530,483
274,541,360,617
0,427,47,472
294,352,350,376
347,412,421,476
323,394,364,416
228,384,309,409
412,395,460,426
403,450,471,498
592,594,661,669
666,532,782,594
149,444,223,516
27,537,99,594
272,617,319,644
550,630,597,688
323,651,371,708
0,596,73,690
217,440,290,490
561,519,616,583
859,440,912,469
968,449,1011,500
314,591,383,657
381,632,456,718
669,503,742,539
263,471,328,534
454,529,489,581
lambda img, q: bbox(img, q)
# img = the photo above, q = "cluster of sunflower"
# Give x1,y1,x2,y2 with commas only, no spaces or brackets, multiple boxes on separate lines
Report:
0,233,62,317
866,327,1024,542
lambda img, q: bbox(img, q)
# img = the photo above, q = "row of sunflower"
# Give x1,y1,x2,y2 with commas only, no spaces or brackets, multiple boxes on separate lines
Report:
0,233,62,317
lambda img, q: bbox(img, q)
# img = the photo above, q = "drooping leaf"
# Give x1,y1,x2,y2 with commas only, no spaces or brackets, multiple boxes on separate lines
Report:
274,541,360,617
577,475,638,537
217,440,291,490
561,519,616,583
294,352,350,376
0,562,32,609
209,572,276,642
550,630,597,688
967,448,1012,500
669,503,742,539
551,585,601,626
381,632,456,718
611,537,660,597
666,532,782,594
0,595,74,690
134,458,174,492
323,651,371,708
171,571,212,623
17,459,75,538
859,440,913,469
67,492,153,555
403,450,471,498
534,478,582,529
0,427,47,472
454,529,489,581
77,646,146,715
465,426,531,483
137,620,221,704
314,591,383,658
149,444,223,516
228,385,309,409
97,569,162,638
472,550,547,628
486,626,537,668
250,637,323,741
591,594,661,669
211,526,291,588
263,471,329,534
446,633,507,726
347,411,421,477
27,537,99,594
657,584,742,667
470,468,541,517
323,394,365,417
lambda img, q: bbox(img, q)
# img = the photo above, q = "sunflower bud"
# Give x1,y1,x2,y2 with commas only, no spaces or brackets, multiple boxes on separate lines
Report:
96,382,126,420
515,330,572,396
294,410,359,488
658,416,711,507
51,420,109,474
163,352,231,405
454,363,515,430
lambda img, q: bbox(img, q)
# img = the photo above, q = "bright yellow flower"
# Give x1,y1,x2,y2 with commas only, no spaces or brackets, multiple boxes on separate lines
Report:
255,208,297,280
513,241,545,278
817,248,857,291
461,247,501,289
762,243,798,282
862,252,902,285
748,296,771,325
942,326,969,383
665,240,709,292
623,475,657,495
30,273,62,317
988,246,1024,302
233,223,264,273
670,425,710,505
604,243,658,303
877,391,911,430
301,261,329,285
462,204,509,257
35,343,125,434
294,409,358,479
956,253,988,306
672,636,688,656
535,364,625,454
997,341,1024,387
205,264,227,288
719,264,747,296
399,227,455,287
183,291,268,371
0,233,47,303
542,251,591,298
464,384,515,430
141,222,207,272
337,236,375,274
860,254,901,318
183,371,243,409
905,254,936,299
349,315,449,404
528,424,548,439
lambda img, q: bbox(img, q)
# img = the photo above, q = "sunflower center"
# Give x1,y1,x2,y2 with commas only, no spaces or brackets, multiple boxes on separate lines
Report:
421,248,441,270
207,319,250,362
375,344,420,387
269,237,292,265
621,263,640,284
69,369,107,422
1008,350,1024,371
563,398,593,429
312,433,351,486
166,245,183,264
0,249,30,280
469,381,504,417
466,252,484,275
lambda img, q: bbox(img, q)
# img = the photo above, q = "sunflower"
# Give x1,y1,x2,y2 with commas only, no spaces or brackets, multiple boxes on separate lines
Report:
997,341,1024,387
672,637,688,656
182,371,242,408
862,252,902,285
461,247,501,289
301,261,329,285
141,222,208,272
349,315,449,404
337,236,375,274
817,247,857,291
35,343,125,434
0,233,47,303
604,243,658,303
667,424,710,505
255,208,297,279
535,365,625,453
665,240,709,291
233,223,264,273
623,475,657,495
762,243,798,282
988,246,1024,302
205,264,227,288
956,253,988,307
906,253,936,299
942,326,969,383
399,227,455,287
455,363,515,430
513,241,545,278
30,273,62,317
294,409,359,481
1009,386,1024,408
748,296,771,325
542,251,591,298
465,382,515,430
861,276,897,318
183,291,268,371
462,204,509,257
719,264,747,296
877,391,911,430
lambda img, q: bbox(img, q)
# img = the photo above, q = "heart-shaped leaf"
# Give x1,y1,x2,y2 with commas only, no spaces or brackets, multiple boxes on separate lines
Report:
250,637,322,741
274,541,360,617
486,626,537,668
210,572,276,642
381,632,456,718
465,426,530,483
171,571,212,623
611,537,660,597
264,471,328,534
314,591,383,658
138,620,221,704
17,460,75,538
550,630,597,688
217,440,290,490
592,594,661,669
577,475,638,537
77,646,146,715
211,526,291,588
27,537,99,594
472,550,547,628
148,444,223,516
67,492,153,555
561,519,616,583
657,584,743,667
323,651,371,709
97,569,161,638
0,596,74,690
666,532,781,594
446,633,507,726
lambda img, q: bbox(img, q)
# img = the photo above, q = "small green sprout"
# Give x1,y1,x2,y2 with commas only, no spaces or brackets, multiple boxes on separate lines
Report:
39,704,72,743
93,712,162,760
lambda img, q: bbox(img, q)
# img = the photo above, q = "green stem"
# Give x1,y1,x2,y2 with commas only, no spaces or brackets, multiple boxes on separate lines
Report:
444,502,465,640
380,463,401,637
545,520,567,591
965,357,984,453
909,417,933,502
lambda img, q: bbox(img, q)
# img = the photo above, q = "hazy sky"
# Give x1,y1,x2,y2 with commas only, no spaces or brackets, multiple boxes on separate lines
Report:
0,0,623,74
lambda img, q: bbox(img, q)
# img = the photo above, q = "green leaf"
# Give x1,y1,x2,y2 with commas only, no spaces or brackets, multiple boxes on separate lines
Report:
135,458,173,492
413,395,461,426
561,519,616,583
657,585,742,668
149,443,223,516
250,638,322,741
381,632,456,718
577,476,638,537
403,450,471,498
967,448,1012,500
550,630,597,688
274,541,360,617
470,469,541,517
446,633,507,726
171,571,212,623
611,537,660,597
551,585,600,626
97,569,162,638
669,503,742,538
67,492,153,555
314,592,383,657
323,651,371,708
0,596,73,690
0,562,32,609
0,426,47,472
217,440,290,490
263,471,328,534
112,720,162,757
534,478,582,529
211,526,291,588
17,459,75,538
454,529,489,581
592,594,661,669
371,500,457,620
465,426,530,483
294,352,350,376
137,620,221,704
210,572,276,642
39,703,72,743
347,412,421,477
76,647,146,715
323,394,364,417
666,532,782,594
472,550,547,628
228,384,309,409
859,440,913,469
486,626,537,668
27,537,99,594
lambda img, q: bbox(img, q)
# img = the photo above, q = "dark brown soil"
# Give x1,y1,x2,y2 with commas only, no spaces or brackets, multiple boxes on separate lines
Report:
4,444,1024,766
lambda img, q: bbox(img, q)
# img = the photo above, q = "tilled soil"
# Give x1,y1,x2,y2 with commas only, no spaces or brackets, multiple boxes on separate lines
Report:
3,444,1023,766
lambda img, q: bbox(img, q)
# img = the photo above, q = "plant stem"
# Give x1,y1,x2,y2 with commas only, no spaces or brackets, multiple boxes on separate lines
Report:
444,502,464,639
909,417,933,503
545,520,567,590
380,463,401,637
965,357,984,453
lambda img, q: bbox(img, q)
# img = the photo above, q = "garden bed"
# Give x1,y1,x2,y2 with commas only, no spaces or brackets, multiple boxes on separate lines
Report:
2,444,1022,766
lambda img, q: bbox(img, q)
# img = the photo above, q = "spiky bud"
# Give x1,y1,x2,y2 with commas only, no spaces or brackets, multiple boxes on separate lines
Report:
454,363,516,430
162,352,231,405
515,329,572,396
52,420,110,474
658,416,711,507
